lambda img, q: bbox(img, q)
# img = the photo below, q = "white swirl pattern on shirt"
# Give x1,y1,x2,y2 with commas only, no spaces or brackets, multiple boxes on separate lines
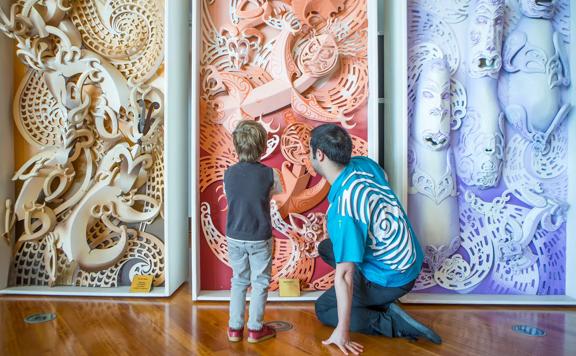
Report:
336,171,417,272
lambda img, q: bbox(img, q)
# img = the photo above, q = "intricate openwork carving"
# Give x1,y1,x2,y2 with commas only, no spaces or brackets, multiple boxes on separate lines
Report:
201,0,368,132
453,0,506,189
1,0,166,288
201,201,331,291
467,0,505,79
408,54,462,272
199,0,369,291
280,111,367,176
409,0,571,295
500,0,572,153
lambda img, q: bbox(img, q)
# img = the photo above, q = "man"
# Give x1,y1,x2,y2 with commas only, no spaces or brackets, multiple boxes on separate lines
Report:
309,124,441,355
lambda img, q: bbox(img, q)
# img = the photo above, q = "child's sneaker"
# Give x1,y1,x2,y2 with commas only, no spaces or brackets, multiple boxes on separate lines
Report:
227,327,244,342
247,324,276,343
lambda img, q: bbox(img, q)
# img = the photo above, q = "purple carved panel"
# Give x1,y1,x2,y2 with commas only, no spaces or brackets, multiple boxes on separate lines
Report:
407,0,571,295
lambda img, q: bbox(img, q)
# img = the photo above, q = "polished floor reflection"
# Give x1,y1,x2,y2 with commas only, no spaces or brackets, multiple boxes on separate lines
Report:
1,285,576,355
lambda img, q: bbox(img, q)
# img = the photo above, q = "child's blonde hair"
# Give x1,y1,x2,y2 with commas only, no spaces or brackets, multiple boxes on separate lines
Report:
232,120,268,162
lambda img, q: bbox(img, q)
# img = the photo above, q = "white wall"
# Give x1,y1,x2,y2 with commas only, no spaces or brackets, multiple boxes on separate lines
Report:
381,1,408,204
165,0,191,294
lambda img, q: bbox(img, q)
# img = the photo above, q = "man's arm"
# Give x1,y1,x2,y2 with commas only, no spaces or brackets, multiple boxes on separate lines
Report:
335,262,355,333
322,262,364,355
322,214,367,354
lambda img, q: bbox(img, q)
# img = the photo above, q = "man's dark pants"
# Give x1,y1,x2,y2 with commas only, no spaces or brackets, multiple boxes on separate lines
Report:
314,239,415,336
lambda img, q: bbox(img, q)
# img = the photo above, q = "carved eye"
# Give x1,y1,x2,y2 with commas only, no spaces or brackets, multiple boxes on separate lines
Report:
422,91,433,99
441,92,450,100
495,17,503,26
476,15,488,24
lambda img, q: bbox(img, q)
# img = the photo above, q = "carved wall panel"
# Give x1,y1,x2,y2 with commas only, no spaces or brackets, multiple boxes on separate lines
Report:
408,0,571,295
199,0,369,291
0,0,166,288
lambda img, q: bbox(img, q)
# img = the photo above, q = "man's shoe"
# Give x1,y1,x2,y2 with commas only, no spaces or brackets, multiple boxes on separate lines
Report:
228,327,244,342
387,303,442,344
247,324,276,343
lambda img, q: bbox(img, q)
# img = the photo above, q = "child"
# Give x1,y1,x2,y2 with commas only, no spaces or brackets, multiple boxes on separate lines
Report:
224,120,282,343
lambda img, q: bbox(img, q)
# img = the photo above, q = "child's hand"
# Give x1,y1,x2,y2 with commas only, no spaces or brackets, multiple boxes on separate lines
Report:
270,168,284,196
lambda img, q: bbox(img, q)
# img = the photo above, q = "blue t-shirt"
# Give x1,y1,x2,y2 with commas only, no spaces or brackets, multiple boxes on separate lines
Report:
326,156,424,287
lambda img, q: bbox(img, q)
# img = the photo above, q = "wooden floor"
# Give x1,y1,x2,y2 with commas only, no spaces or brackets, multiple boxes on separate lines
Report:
1,284,576,356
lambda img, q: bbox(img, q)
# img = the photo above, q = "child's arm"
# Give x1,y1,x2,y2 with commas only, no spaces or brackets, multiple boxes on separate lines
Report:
270,168,284,196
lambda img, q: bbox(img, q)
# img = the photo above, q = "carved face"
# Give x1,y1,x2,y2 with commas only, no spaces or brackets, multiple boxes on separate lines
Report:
289,212,327,258
414,59,451,151
467,0,505,79
298,34,339,77
472,132,503,187
456,111,504,189
519,0,556,19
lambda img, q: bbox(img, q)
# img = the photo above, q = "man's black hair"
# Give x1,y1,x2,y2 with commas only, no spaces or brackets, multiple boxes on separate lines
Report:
310,124,352,166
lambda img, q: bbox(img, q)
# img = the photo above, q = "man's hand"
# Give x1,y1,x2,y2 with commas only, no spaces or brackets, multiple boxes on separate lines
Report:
322,262,364,354
322,326,364,355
